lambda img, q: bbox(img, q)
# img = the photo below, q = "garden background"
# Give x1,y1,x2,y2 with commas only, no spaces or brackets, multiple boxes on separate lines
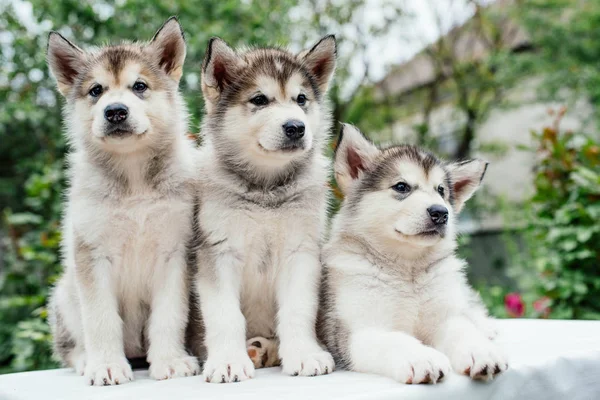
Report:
0,0,598,373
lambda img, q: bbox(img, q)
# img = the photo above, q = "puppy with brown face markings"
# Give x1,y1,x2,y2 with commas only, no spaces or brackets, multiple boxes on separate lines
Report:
318,124,508,384
47,18,200,386
190,36,337,383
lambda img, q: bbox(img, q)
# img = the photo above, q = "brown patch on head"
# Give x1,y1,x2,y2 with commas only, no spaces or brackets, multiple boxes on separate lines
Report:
223,48,319,105
71,44,171,101
202,36,335,114
103,47,141,80
359,145,442,192
49,17,185,99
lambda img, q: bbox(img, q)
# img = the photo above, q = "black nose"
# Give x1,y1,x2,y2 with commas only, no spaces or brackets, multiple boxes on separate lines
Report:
104,103,129,124
427,205,449,225
282,120,305,140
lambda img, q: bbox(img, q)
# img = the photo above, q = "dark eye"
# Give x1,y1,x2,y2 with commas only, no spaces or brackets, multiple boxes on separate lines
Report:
250,94,269,106
392,182,411,193
438,185,445,197
89,85,103,97
133,81,147,93
297,94,307,106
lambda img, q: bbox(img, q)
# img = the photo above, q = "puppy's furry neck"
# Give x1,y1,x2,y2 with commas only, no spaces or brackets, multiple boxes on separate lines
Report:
69,133,191,198
219,146,315,192
335,231,456,276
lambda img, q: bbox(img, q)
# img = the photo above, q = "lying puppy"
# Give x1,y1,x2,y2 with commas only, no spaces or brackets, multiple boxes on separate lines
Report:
47,18,199,385
191,36,337,382
318,124,508,383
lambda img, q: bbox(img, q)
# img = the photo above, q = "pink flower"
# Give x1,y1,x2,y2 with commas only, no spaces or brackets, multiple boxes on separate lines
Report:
505,293,525,318
533,297,551,318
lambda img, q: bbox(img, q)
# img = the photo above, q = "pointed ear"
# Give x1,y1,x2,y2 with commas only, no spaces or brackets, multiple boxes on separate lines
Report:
201,37,244,112
47,32,85,96
446,159,488,213
298,35,337,94
147,17,186,82
334,124,380,194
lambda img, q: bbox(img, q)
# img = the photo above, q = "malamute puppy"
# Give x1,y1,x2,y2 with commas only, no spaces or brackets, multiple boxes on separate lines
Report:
319,124,508,383
47,18,200,385
192,36,337,382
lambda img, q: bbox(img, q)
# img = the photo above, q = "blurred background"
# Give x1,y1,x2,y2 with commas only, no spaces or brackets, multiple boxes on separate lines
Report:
0,0,598,373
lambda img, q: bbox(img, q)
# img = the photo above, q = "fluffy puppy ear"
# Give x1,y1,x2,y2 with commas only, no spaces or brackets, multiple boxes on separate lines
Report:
47,32,85,96
147,16,187,82
298,35,337,94
334,124,380,194
446,159,489,213
201,37,245,113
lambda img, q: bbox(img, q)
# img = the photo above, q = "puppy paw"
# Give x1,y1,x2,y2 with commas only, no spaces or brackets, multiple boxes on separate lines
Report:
281,348,334,377
391,346,451,384
203,354,255,383
85,358,133,386
247,337,280,369
149,355,200,380
449,340,508,381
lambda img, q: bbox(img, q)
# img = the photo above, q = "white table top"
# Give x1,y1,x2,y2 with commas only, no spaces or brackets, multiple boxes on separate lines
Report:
1,319,600,400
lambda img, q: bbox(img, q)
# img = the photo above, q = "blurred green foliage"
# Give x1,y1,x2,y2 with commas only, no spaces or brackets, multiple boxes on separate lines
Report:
519,0,600,123
527,119,600,318
477,0,600,319
481,113,600,319
497,112,600,319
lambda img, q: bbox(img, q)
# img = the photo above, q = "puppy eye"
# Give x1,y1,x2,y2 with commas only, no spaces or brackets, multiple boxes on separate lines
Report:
437,185,445,197
133,81,148,93
392,182,411,193
297,94,307,106
89,85,103,98
250,94,269,106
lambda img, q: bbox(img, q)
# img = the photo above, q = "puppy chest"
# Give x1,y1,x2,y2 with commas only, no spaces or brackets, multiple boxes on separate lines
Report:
391,278,446,338
87,199,191,282
239,236,280,338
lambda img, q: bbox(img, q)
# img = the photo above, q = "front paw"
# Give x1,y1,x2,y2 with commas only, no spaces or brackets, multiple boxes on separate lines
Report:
391,346,451,384
449,340,508,380
281,348,334,377
149,355,200,380
203,354,255,383
85,358,133,386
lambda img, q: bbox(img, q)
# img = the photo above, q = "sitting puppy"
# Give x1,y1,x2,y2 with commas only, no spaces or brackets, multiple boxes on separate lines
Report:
47,18,199,385
318,124,508,383
191,36,337,382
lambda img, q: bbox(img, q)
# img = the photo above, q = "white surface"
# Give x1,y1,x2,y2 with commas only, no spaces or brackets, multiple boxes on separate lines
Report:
1,319,600,400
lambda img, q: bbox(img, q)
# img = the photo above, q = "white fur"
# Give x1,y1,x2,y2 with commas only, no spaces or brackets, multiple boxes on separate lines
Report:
321,125,507,383
195,147,334,381
195,37,337,383
47,18,200,386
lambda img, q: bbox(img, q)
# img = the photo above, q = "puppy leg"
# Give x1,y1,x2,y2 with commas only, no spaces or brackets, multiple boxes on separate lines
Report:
75,249,133,386
277,251,334,376
147,248,200,380
433,315,508,380
349,329,451,384
197,252,254,383
49,276,86,375
247,337,280,369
